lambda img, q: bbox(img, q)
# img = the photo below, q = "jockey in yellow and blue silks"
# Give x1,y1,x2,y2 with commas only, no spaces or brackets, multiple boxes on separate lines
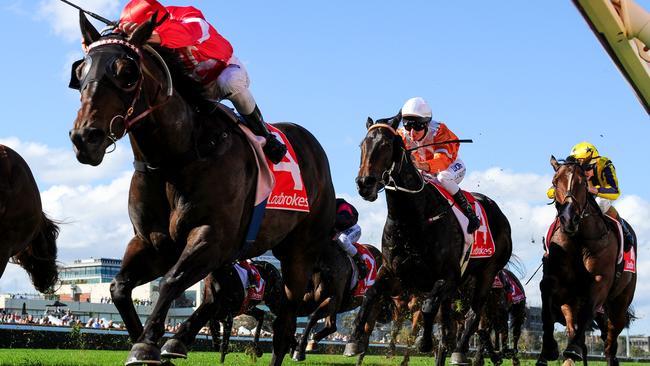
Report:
547,142,634,251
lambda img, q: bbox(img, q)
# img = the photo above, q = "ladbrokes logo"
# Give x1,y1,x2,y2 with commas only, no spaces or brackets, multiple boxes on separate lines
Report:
268,192,309,208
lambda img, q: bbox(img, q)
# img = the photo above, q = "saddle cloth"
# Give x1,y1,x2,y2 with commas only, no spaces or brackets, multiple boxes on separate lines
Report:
240,123,310,212
234,261,266,303
426,180,495,258
350,243,378,297
545,217,635,273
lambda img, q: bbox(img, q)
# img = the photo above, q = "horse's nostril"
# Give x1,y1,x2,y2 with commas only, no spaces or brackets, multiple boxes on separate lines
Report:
86,128,106,145
357,176,377,188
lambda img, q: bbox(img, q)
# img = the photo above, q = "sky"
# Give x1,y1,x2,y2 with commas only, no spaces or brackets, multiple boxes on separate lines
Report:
1,0,649,334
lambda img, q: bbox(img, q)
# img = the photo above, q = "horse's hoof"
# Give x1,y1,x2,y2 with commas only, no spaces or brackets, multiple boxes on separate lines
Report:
125,343,162,365
415,335,433,353
344,342,362,357
255,347,263,358
160,339,188,359
563,345,583,361
305,340,318,352
450,352,469,365
292,350,305,362
513,357,520,366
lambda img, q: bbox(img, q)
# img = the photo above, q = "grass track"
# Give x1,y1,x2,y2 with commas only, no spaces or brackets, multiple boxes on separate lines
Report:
0,349,644,366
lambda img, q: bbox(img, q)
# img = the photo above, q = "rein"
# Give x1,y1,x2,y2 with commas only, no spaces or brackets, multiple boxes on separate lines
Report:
367,123,425,194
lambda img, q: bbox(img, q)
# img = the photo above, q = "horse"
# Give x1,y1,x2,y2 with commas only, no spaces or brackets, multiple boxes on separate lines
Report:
474,269,526,366
70,13,336,366
537,156,636,366
0,144,59,294
347,116,512,365
292,243,382,363
201,260,284,363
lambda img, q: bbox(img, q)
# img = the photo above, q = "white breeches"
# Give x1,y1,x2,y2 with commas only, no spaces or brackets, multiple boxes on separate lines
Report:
425,159,466,195
596,197,613,213
336,224,362,256
206,56,256,115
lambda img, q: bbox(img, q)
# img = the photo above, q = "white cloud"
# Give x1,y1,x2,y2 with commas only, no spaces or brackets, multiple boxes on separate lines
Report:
0,137,131,188
37,0,120,42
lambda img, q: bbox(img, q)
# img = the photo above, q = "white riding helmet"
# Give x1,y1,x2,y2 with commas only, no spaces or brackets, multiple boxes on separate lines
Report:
401,97,432,121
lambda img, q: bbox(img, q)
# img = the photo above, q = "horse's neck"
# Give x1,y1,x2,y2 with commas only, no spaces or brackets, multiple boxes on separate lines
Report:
578,205,610,243
128,93,197,165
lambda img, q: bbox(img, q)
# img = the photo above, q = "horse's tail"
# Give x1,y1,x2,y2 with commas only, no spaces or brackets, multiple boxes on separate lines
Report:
14,213,60,293
506,254,526,279
626,305,637,328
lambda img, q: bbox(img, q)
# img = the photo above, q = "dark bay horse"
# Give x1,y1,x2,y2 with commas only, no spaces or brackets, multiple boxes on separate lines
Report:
347,117,512,365
475,269,526,366
0,145,59,293
70,13,335,366
537,156,636,366
292,243,381,363
201,261,284,364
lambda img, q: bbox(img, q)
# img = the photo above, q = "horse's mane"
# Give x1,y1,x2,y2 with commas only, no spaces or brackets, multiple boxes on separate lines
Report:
147,44,213,113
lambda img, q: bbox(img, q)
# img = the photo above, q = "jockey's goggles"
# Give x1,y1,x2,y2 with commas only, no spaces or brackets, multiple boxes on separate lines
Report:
403,120,427,131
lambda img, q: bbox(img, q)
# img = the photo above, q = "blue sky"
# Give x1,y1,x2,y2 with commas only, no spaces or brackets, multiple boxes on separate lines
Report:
1,0,650,334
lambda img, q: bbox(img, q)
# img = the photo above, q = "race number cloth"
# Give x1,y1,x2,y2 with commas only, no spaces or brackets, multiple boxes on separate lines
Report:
234,261,266,304
265,124,310,212
604,215,636,273
504,273,526,305
351,243,378,297
545,217,635,273
427,181,495,258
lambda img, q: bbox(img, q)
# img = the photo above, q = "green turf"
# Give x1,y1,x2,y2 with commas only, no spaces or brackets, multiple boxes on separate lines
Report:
0,349,645,366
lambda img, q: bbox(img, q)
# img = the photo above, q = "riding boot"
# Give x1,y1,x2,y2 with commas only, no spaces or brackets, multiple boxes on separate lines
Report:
242,105,287,164
452,191,481,234
352,253,368,280
618,217,635,252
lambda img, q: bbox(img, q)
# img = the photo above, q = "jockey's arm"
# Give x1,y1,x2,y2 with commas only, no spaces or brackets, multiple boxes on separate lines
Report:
337,224,362,256
155,18,209,48
594,163,621,200
426,153,453,173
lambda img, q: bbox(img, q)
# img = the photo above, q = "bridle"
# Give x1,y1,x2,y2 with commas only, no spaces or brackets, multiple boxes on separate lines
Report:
84,38,174,151
366,123,425,194
555,162,592,222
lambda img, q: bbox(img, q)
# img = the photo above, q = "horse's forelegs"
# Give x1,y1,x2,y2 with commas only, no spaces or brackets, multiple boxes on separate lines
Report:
312,313,338,347
270,253,312,366
538,276,559,365
161,273,223,359
344,268,389,356
126,226,222,365
221,316,233,364
111,236,169,342
249,307,266,358
293,300,329,362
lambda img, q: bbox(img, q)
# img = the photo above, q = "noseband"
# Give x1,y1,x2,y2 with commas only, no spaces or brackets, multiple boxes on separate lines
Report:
366,123,425,194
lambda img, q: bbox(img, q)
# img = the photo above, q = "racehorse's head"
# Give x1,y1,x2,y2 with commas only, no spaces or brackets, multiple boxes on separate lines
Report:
550,155,591,236
69,11,157,166
356,116,401,201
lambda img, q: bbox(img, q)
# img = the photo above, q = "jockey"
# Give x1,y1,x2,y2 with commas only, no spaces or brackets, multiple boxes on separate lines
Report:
396,97,481,234
116,0,287,164
547,142,634,251
335,198,368,280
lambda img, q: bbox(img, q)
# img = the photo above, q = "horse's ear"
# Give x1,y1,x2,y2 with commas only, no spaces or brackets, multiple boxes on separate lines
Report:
79,10,100,47
388,110,402,129
128,12,159,46
550,155,560,171
366,117,374,129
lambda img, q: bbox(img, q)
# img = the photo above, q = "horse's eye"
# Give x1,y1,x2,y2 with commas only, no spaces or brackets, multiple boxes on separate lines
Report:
112,58,140,88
